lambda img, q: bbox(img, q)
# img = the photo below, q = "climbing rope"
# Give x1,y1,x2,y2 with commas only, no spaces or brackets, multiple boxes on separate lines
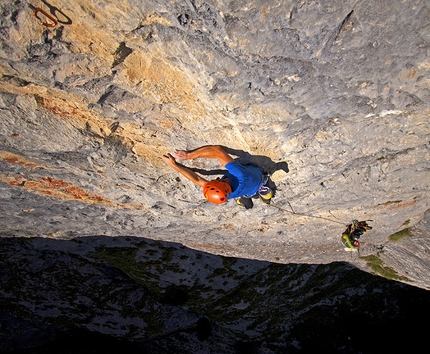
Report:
267,201,373,251
267,201,346,225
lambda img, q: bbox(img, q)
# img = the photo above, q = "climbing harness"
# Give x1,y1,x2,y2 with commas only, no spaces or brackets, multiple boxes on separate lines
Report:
25,1,58,28
242,173,271,199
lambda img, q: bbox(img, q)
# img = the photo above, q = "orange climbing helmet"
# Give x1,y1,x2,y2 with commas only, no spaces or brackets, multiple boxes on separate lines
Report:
203,180,232,204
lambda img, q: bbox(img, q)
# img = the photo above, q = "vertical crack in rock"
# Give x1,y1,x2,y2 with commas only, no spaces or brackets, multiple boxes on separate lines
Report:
335,10,355,40
318,9,355,58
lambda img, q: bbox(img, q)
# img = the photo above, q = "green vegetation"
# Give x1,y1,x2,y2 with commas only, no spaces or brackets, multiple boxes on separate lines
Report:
389,228,412,242
360,254,409,281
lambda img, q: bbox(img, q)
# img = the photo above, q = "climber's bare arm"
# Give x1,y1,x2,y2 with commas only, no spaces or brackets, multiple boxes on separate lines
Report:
162,153,208,187
173,145,234,166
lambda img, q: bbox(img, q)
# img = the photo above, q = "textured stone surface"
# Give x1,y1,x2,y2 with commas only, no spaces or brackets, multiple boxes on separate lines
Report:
1,1,430,351
0,0,429,282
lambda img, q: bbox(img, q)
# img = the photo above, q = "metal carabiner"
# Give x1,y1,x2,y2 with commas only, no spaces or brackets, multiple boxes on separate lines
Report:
25,1,58,28
34,7,58,28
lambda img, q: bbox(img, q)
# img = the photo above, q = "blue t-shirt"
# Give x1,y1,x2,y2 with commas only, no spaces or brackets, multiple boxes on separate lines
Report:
223,161,263,199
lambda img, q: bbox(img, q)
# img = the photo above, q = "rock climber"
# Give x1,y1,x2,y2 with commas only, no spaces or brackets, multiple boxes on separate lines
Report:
162,145,272,208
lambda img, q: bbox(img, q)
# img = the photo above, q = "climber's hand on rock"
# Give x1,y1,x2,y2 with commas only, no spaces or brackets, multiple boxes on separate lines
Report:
174,150,188,160
162,153,178,169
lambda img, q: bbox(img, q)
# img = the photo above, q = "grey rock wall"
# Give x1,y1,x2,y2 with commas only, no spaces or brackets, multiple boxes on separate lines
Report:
0,0,429,287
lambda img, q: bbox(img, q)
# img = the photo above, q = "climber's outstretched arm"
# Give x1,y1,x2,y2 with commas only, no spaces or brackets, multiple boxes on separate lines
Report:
162,153,208,187
173,145,234,166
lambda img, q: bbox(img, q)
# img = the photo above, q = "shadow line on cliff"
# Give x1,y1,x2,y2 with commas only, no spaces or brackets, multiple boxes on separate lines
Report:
0,235,428,353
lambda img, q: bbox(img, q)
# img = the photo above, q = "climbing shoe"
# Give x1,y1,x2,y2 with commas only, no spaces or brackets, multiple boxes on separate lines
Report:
236,197,254,209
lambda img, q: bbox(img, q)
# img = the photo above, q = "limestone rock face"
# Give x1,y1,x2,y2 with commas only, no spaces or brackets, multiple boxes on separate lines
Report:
0,0,429,288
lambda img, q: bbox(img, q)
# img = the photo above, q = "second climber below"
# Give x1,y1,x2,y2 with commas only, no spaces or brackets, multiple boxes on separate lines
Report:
162,145,273,208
